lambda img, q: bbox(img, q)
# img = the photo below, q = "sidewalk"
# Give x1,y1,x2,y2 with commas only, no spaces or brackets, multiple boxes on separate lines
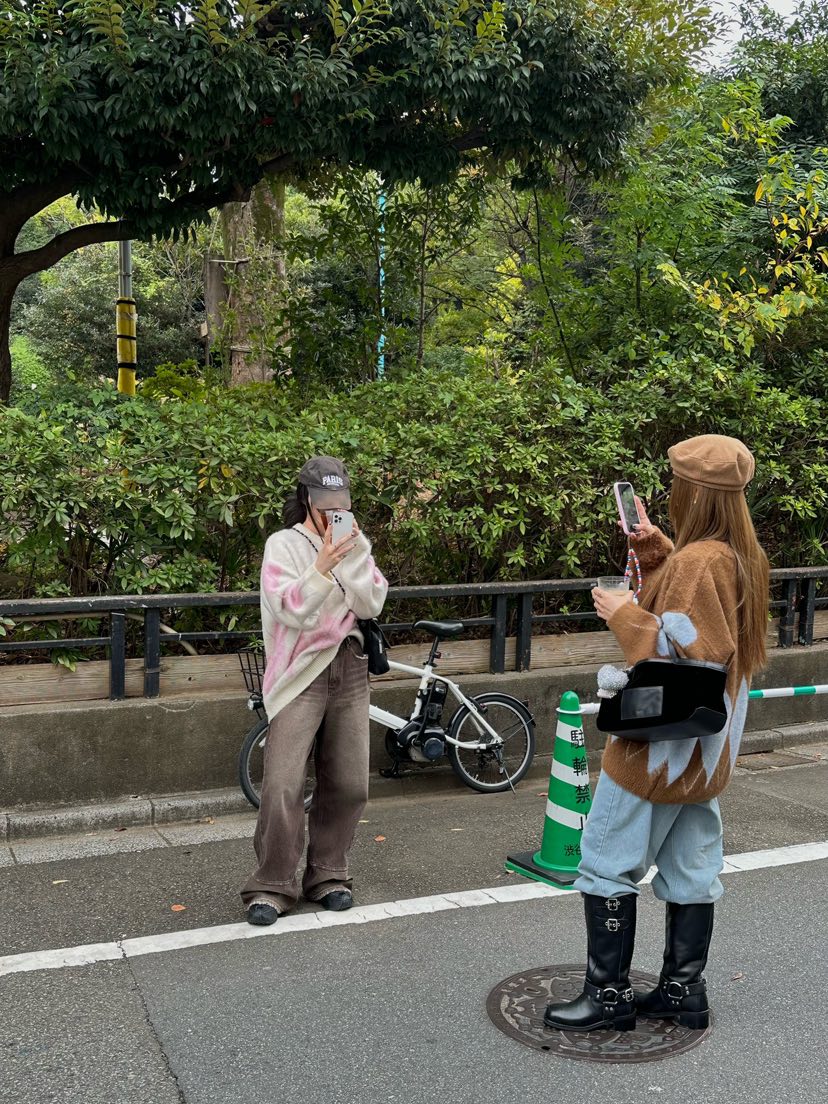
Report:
2,724,826,843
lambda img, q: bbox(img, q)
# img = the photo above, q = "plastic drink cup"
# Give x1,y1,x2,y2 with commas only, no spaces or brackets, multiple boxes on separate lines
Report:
596,576,630,593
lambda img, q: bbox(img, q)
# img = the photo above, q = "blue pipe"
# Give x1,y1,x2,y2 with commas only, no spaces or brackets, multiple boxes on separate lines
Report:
378,188,386,379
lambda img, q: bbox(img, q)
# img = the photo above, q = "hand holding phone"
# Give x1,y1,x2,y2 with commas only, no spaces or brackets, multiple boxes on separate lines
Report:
315,512,357,576
330,509,356,545
613,483,653,538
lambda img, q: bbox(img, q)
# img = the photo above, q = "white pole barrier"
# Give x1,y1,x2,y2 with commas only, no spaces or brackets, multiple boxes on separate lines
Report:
748,685,828,699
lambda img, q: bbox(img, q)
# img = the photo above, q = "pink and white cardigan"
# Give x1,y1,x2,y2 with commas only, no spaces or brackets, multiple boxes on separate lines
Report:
259,524,388,720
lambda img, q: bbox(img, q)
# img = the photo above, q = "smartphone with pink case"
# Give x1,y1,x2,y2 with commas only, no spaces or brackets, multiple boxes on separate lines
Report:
613,482,640,535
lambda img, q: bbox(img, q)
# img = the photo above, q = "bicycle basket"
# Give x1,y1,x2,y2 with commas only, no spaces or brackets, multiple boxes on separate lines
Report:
238,646,265,696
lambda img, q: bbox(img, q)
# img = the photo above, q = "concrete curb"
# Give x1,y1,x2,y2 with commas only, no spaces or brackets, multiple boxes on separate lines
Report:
2,789,251,843
2,722,825,843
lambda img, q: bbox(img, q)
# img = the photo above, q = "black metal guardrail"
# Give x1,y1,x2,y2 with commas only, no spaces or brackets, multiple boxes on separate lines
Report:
1,568,826,701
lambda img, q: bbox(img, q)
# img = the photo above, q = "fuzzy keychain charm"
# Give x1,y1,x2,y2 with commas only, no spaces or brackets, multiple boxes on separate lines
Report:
597,663,630,699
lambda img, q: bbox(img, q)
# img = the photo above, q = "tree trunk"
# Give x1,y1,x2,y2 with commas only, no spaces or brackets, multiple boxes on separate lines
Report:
219,176,287,386
634,226,644,315
0,283,15,404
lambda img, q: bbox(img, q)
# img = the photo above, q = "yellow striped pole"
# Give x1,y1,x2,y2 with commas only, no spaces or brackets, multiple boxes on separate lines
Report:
116,241,137,395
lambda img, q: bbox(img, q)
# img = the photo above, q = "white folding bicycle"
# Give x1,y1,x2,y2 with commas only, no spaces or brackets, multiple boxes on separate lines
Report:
238,619,536,809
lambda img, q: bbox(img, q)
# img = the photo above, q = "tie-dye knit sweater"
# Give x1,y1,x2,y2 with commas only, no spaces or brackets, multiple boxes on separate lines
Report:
259,524,388,720
601,528,748,804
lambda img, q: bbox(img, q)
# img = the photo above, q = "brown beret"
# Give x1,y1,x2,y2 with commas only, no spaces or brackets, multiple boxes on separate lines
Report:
668,434,755,491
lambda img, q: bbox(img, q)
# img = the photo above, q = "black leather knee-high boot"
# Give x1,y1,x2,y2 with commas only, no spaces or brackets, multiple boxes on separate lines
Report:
544,893,637,1032
636,902,713,1030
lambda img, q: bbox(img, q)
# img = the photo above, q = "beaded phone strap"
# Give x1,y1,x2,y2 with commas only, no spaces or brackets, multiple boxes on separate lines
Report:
624,544,643,604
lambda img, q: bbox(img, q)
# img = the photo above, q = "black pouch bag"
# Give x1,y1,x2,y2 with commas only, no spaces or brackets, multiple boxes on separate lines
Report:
596,657,728,742
358,618,390,676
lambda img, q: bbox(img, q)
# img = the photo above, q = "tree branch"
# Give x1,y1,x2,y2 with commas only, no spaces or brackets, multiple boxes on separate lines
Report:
9,220,136,280
258,152,296,178
5,170,268,282
0,170,85,256
451,128,490,153
532,187,575,373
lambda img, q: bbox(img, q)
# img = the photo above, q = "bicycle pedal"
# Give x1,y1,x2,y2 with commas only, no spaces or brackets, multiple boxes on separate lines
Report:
379,766,406,779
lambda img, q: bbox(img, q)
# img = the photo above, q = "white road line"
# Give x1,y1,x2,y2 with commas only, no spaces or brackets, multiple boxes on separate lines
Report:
1,839,826,979
723,840,828,870
0,941,125,976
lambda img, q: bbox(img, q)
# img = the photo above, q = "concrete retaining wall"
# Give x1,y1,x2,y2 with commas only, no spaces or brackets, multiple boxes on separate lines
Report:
1,643,826,811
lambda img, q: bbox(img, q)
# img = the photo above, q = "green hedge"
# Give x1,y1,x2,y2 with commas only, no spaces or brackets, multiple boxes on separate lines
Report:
1,359,825,604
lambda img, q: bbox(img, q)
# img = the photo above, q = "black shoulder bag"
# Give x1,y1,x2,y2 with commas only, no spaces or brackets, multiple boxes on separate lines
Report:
596,657,727,742
356,616,390,676
595,546,728,742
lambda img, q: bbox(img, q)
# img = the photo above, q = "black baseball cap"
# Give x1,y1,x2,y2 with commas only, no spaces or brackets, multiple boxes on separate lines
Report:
298,456,351,510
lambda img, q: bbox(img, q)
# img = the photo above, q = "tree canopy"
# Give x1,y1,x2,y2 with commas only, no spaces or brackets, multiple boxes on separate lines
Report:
3,3,827,612
0,0,661,400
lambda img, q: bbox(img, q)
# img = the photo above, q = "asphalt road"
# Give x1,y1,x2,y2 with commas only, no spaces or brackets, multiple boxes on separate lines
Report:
2,750,827,1104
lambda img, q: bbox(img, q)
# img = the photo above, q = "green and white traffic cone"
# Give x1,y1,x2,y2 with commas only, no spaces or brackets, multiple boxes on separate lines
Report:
505,690,592,888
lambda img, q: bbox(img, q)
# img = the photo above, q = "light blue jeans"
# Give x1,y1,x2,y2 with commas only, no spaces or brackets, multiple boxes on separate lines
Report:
574,772,725,904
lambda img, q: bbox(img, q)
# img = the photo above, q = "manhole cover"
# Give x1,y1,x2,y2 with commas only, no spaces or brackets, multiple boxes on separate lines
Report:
487,964,712,1063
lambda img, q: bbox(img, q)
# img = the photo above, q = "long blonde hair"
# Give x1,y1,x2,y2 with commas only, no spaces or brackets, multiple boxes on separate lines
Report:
665,475,769,681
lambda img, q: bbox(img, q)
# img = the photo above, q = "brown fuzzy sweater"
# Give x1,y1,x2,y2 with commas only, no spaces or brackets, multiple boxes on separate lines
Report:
601,528,748,804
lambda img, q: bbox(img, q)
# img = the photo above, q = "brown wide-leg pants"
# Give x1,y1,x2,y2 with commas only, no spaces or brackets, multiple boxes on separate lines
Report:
241,638,370,912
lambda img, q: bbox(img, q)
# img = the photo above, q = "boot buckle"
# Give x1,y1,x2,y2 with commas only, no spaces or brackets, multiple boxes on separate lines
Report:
601,986,634,1005
604,918,621,932
664,980,687,1003
606,898,621,912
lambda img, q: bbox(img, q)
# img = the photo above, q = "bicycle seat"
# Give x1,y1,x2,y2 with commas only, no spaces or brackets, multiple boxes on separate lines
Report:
414,619,464,639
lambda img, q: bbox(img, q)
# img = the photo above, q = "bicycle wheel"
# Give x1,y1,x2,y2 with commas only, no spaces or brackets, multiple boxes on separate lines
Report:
447,693,535,793
238,717,315,812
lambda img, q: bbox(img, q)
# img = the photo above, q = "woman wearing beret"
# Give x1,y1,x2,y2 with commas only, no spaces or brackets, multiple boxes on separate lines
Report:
241,456,388,926
545,435,769,1033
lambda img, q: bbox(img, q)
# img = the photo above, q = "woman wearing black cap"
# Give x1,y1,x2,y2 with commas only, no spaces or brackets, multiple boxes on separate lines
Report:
241,457,388,925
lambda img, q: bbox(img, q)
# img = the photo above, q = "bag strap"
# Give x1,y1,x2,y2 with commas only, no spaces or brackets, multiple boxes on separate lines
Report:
292,525,348,600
